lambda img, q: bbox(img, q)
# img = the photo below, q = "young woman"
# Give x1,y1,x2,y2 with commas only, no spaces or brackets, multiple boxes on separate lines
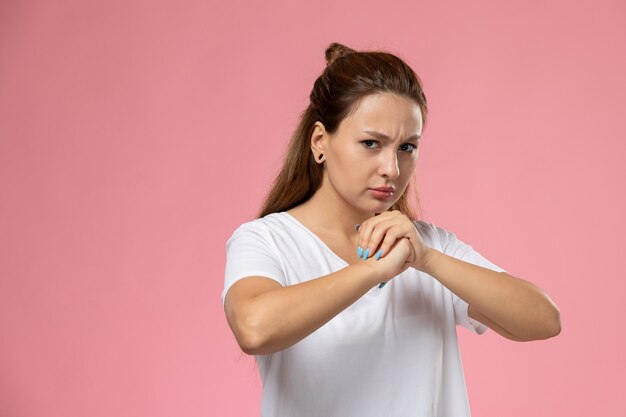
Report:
222,42,561,417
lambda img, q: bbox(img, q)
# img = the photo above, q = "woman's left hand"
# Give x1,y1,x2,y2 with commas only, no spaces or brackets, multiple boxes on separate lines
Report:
357,210,431,271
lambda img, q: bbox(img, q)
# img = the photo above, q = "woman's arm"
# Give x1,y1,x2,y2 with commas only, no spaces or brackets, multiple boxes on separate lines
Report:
224,237,413,355
355,211,561,342
224,263,378,355
419,249,561,341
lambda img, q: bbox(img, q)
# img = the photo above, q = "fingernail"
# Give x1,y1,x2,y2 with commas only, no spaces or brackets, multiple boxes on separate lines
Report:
358,246,363,258
363,248,370,260
375,249,383,260
378,281,387,288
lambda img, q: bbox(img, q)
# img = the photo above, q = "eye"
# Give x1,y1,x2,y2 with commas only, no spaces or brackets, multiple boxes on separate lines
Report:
399,143,418,153
361,139,380,149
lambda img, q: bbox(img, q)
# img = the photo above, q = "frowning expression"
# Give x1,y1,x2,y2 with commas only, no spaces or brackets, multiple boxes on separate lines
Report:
314,92,423,214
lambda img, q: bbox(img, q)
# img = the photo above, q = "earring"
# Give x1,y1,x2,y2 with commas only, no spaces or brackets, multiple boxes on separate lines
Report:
317,153,324,163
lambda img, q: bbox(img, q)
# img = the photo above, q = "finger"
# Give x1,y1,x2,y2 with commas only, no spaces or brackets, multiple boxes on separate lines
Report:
358,214,400,259
367,223,414,260
402,224,427,263
359,212,413,259
365,223,399,260
403,237,417,264
374,228,405,260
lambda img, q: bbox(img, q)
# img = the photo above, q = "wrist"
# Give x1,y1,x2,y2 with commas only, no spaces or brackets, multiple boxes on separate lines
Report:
350,260,384,287
414,248,441,275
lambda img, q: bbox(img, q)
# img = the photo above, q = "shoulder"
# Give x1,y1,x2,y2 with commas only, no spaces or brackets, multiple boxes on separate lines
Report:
227,212,294,244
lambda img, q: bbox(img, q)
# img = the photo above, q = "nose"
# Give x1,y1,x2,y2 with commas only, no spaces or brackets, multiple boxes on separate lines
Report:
379,149,400,180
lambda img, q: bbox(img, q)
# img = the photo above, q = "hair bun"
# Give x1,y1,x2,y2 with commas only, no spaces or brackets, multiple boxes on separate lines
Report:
325,42,357,66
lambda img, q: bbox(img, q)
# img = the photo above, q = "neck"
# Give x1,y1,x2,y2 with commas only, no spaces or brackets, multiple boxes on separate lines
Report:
293,182,379,240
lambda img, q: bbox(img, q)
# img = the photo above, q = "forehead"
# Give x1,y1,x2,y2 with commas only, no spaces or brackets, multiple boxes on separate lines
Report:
340,92,423,136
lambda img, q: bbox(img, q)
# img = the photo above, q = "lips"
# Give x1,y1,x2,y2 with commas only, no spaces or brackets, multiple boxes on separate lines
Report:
371,186,395,192
369,186,395,201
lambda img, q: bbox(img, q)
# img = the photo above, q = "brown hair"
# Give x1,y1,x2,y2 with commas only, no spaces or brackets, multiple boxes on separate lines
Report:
257,42,428,219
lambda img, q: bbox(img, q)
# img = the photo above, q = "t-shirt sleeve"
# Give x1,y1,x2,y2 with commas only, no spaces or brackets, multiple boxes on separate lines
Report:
221,222,286,305
433,224,507,335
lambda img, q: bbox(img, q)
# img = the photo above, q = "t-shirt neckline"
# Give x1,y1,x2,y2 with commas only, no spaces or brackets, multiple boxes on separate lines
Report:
280,212,350,267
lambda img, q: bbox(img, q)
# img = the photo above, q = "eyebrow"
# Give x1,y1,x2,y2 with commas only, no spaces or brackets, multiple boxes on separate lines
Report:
363,130,421,142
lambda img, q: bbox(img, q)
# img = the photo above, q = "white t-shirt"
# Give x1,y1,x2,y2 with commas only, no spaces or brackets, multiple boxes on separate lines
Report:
222,212,506,417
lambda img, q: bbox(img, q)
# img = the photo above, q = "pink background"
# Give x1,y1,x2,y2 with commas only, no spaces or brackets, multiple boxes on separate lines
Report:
1,0,624,416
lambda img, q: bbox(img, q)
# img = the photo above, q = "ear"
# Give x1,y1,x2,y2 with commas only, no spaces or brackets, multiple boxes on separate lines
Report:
310,121,328,158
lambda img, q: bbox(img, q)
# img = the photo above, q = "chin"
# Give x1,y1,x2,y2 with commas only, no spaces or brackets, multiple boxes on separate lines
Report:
350,196,394,215
370,201,394,213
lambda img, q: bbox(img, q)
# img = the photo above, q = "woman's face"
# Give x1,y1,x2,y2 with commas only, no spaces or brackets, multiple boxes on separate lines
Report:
315,92,423,215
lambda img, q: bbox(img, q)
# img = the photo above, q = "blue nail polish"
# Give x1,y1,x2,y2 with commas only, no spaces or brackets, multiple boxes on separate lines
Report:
375,249,383,260
358,246,363,258
363,248,370,260
378,281,387,288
